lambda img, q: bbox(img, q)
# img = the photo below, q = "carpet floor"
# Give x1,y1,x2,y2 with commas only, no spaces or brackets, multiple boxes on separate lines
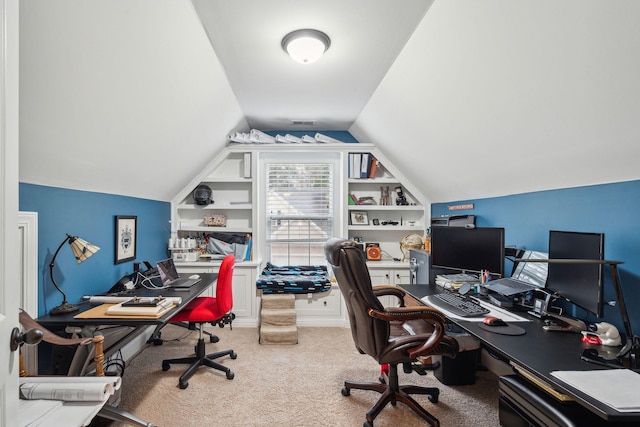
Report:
105,324,500,427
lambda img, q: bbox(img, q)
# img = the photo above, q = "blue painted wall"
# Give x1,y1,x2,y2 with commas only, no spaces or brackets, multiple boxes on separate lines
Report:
19,183,170,316
432,179,640,336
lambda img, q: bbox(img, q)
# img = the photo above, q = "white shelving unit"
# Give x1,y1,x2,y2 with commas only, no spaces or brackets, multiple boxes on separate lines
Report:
346,152,426,263
170,143,428,326
171,151,259,325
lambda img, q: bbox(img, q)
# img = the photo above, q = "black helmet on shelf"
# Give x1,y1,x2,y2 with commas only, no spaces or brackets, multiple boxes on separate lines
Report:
193,184,214,206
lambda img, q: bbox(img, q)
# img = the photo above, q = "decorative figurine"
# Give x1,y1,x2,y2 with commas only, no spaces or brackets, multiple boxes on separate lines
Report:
380,186,390,205
395,186,408,205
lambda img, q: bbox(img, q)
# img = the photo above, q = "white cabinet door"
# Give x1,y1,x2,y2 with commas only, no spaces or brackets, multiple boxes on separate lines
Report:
368,266,410,307
175,263,258,324
230,265,257,321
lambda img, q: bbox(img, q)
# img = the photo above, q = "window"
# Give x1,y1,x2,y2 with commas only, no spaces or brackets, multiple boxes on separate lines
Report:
264,154,336,265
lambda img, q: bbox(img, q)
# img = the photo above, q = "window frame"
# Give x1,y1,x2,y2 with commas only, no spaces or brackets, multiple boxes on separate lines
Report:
258,151,342,266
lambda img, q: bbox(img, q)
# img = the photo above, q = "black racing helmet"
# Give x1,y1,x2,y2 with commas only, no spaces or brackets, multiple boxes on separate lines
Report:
193,184,214,206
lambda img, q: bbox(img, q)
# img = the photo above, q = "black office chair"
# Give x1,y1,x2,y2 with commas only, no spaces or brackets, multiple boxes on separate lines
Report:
325,238,459,427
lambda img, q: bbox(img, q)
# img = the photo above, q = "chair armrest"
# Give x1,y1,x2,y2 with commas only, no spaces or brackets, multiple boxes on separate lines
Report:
369,305,447,325
19,309,91,347
367,305,457,359
372,285,407,307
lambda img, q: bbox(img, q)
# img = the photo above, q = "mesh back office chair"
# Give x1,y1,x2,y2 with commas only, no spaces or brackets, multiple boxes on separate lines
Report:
161,254,237,389
324,238,459,427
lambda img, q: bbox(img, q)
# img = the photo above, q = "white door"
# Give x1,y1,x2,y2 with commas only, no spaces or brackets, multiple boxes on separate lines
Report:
1,1,21,426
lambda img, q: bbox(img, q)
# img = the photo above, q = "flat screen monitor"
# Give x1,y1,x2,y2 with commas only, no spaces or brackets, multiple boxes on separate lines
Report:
430,226,505,277
547,230,604,318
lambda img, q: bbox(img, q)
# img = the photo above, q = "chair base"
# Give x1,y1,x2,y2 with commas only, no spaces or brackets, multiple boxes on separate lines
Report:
342,362,440,427
162,333,236,389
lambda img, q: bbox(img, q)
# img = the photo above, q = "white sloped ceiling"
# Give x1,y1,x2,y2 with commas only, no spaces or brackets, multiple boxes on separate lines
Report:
18,0,640,205
19,0,247,201
351,0,640,203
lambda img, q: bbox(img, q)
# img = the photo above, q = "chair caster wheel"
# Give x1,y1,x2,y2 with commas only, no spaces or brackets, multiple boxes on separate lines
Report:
428,391,439,403
230,351,238,359
341,387,350,396
162,361,170,371
179,380,188,389
210,335,219,343
364,421,373,427
226,371,235,380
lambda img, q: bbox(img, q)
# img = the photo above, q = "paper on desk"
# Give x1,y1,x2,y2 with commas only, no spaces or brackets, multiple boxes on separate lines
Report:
19,399,62,426
551,369,640,412
20,399,106,427
21,376,122,390
88,296,132,304
20,376,121,401
89,296,181,305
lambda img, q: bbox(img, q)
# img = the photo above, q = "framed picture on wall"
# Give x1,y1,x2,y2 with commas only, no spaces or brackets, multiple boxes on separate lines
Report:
115,215,137,264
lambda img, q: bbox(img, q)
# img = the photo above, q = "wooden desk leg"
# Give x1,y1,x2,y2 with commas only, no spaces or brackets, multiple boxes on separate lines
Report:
93,335,105,377
19,351,27,377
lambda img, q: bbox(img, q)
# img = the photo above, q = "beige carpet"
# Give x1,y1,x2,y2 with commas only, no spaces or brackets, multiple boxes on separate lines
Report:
107,325,500,427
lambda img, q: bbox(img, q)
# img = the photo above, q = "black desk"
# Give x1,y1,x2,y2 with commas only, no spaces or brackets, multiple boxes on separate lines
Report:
37,273,217,361
37,273,216,328
34,273,217,427
399,284,640,424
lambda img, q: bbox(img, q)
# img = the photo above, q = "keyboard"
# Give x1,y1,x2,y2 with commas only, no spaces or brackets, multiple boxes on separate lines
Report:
427,292,490,317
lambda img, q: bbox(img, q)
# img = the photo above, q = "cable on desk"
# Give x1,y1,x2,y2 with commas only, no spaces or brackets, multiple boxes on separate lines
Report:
132,271,169,290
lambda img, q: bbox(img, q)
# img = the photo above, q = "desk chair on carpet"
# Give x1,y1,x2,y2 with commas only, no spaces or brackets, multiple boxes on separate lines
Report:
162,254,237,389
324,238,459,427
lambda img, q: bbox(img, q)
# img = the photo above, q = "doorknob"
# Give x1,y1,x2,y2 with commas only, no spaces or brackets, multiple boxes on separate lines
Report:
9,327,43,352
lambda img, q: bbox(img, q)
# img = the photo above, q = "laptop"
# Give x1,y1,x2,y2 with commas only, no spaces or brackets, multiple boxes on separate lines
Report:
156,258,201,289
480,250,548,296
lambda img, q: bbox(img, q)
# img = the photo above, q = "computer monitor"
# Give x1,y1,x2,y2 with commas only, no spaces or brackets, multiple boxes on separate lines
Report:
547,230,605,318
430,226,505,278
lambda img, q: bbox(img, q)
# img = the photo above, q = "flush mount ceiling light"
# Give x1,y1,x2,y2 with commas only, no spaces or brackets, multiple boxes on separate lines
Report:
281,29,331,64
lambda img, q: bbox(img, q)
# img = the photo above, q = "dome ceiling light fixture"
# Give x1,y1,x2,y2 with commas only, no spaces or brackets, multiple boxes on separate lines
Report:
281,29,331,64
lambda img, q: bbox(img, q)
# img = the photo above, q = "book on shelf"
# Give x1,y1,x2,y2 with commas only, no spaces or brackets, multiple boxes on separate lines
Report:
348,153,381,179
369,158,380,178
360,153,371,178
349,193,360,205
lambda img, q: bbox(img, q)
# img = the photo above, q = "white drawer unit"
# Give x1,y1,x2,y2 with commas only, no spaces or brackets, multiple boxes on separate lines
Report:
294,287,343,326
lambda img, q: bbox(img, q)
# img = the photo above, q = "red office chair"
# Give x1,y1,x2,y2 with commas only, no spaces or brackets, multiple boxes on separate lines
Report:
162,254,237,389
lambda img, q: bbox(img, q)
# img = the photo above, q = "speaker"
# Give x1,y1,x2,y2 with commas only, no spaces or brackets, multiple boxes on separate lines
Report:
366,243,381,261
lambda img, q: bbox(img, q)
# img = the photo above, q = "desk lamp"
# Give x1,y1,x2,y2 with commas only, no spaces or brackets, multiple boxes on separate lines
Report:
49,233,100,315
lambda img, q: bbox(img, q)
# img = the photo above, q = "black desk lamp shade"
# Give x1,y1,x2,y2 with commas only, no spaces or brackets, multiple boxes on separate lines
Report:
49,233,100,315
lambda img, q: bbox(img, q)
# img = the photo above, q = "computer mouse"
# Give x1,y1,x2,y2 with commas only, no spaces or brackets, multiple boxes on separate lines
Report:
483,316,507,327
189,274,200,280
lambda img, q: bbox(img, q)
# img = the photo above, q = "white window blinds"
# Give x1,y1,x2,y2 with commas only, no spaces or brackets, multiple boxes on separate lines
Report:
266,162,334,265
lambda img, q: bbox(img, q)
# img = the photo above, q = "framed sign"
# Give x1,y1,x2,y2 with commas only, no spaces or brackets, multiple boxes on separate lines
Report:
350,211,369,225
115,215,137,264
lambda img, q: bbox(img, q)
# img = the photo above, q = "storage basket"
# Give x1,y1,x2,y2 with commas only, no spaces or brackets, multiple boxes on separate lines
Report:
203,214,227,227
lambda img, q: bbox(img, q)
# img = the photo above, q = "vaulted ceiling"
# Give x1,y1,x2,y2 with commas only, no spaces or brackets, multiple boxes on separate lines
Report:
18,0,640,204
